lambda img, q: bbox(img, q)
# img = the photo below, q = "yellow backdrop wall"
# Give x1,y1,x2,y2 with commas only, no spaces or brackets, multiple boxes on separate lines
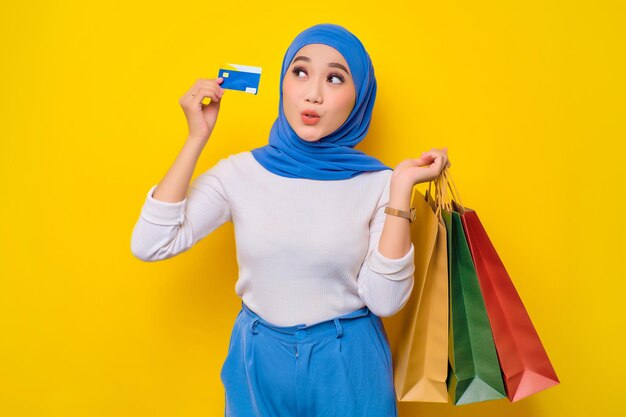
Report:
1,1,624,416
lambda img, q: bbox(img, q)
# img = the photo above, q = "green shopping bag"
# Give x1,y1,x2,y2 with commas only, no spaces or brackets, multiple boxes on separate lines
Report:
439,173,506,405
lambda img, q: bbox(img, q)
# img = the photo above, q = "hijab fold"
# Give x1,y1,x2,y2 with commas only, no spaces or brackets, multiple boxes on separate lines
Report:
250,23,392,180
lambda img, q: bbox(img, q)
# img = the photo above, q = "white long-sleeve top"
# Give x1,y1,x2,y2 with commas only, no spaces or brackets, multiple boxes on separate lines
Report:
131,151,415,326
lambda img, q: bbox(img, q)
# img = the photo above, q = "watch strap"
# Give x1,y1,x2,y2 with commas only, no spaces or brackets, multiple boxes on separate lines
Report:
384,205,416,223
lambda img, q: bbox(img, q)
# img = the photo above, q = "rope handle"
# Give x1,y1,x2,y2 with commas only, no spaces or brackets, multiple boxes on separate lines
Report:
435,171,450,214
427,175,444,219
428,172,451,218
441,168,465,212
440,172,452,212
425,166,466,218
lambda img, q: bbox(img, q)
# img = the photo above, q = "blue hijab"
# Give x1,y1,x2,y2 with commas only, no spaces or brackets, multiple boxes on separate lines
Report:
250,23,392,180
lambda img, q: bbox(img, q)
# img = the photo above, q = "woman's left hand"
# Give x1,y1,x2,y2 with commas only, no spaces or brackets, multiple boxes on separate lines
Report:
391,147,451,192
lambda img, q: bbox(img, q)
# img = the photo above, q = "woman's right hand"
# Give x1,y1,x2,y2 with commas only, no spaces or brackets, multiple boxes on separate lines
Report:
179,77,225,142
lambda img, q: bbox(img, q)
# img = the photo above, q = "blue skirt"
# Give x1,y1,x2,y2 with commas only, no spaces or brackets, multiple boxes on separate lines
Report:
220,301,398,416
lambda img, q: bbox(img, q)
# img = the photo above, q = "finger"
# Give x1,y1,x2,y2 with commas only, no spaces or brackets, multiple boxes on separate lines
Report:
431,155,444,171
423,150,441,160
190,79,223,97
416,156,436,166
199,77,225,94
437,158,448,174
192,87,222,103
205,85,224,100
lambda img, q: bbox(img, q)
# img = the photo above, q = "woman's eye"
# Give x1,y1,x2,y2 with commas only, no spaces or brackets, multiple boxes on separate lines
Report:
328,74,344,84
291,67,344,83
292,67,307,78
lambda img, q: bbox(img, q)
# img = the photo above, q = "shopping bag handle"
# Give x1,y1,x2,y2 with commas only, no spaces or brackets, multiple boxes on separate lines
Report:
427,175,447,219
442,168,466,212
426,167,464,217
432,172,452,216
439,173,451,212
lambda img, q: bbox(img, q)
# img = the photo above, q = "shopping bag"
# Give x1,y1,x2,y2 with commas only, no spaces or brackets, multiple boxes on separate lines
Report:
443,170,560,402
383,178,449,402
441,170,506,405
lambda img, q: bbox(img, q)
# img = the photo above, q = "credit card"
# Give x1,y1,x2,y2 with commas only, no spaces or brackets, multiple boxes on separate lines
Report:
218,63,262,95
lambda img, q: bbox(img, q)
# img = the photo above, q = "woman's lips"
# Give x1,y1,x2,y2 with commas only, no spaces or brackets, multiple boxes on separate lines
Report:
301,111,320,125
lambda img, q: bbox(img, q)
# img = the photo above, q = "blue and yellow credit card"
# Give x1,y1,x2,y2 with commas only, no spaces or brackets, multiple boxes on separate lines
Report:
218,63,262,95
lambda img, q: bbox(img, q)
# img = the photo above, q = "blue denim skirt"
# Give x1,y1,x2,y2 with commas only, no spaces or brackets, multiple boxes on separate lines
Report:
220,301,398,416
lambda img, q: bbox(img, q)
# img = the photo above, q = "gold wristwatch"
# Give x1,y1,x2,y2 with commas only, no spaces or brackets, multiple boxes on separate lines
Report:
384,205,416,223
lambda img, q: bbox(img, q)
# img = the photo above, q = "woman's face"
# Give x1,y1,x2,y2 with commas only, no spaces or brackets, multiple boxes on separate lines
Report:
282,43,356,142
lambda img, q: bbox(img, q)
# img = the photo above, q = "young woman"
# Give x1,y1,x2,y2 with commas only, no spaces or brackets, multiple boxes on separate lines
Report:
131,23,450,416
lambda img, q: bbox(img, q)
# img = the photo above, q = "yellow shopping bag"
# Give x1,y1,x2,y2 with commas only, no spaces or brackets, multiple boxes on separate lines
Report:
383,176,449,402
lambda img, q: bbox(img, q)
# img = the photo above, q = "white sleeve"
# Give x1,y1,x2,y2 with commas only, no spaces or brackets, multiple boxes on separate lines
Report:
356,175,415,317
130,157,232,262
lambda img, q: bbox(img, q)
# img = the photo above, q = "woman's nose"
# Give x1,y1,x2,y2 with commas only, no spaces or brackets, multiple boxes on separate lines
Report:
305,83,323,104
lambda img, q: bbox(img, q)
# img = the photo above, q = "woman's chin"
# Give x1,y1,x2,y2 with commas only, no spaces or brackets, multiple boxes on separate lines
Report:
295,130,323,142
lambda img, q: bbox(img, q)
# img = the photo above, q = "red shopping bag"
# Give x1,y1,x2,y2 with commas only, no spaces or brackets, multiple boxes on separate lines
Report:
443,170,560,402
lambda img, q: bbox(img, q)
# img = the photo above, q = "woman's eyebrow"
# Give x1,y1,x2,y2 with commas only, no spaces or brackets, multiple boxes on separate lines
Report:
292,56,351,76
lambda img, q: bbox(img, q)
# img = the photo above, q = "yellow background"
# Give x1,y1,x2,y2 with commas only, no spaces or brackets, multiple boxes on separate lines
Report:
1,0,624,415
